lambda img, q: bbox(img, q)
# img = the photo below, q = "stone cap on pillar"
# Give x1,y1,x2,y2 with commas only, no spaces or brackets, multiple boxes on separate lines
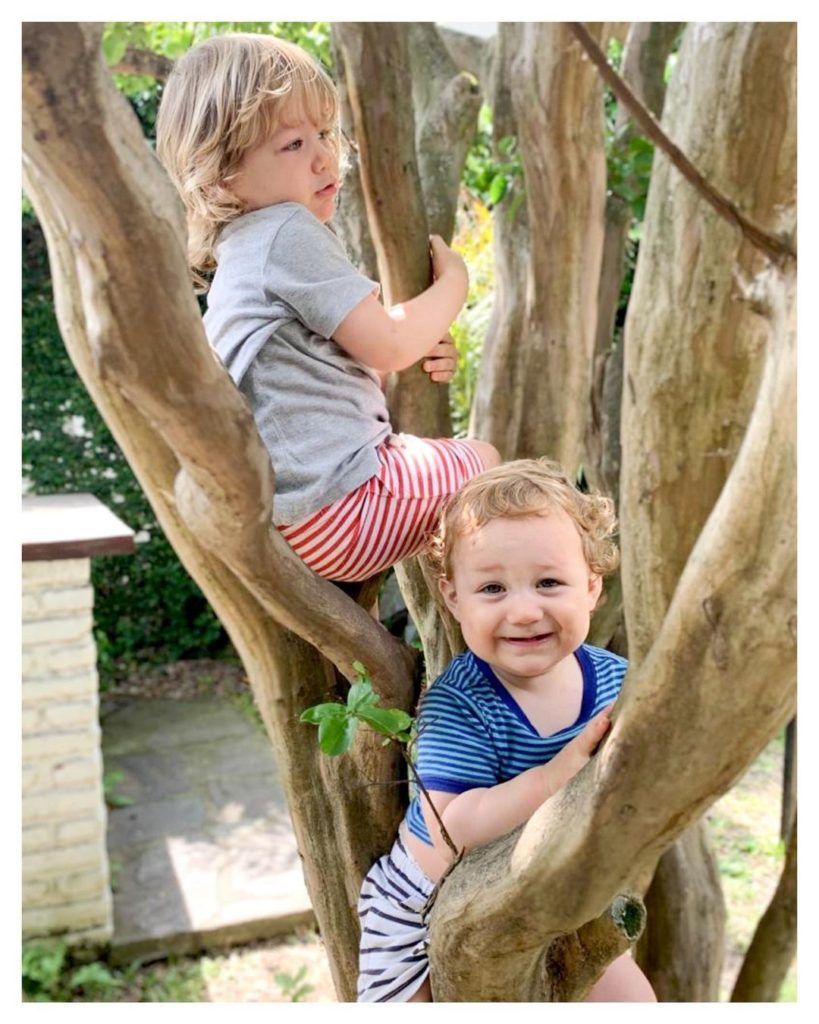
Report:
22,493,136,562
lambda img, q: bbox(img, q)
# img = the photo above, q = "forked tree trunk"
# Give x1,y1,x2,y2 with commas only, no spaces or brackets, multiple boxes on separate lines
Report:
470,22,606,473
618,22,796,1001
731,815,797,1002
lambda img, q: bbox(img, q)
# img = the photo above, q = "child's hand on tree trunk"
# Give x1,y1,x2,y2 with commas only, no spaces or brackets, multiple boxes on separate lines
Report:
422,332,457,383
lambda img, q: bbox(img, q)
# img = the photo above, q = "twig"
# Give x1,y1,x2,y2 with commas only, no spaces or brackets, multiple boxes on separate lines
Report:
402,726,460,859
567,22,796,267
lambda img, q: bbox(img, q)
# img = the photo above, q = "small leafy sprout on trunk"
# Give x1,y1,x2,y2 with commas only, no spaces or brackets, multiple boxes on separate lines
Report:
299,660,413,756
300,661,461,874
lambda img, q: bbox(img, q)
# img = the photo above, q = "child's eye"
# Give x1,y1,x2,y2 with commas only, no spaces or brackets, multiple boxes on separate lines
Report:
537,578,560,589
319,128,334,141
283,138,303,152
479,583,504,595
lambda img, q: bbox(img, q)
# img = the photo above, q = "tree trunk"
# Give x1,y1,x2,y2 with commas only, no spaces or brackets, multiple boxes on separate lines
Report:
471,22,606,472
587,21,681,504
620,21,796,663
731,815,797,1002
635,821,726,999
333,22,481,682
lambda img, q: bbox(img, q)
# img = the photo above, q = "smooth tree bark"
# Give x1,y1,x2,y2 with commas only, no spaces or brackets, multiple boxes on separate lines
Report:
470,22,606,472
618,22,796,999
586,21,681,506
731,815,797,1001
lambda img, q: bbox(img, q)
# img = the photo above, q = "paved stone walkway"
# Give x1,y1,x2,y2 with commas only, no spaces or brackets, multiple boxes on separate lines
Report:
100,697,313,963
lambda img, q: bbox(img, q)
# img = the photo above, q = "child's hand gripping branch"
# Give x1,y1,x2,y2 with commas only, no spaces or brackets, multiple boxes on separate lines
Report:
332,235,468,374
422,705,613,860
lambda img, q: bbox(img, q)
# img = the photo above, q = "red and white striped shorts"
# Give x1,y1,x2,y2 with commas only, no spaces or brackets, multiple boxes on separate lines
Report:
278,435,485,582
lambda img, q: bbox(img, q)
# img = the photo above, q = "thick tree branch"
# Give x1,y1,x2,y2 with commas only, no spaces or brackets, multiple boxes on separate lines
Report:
111,45,173,82
567,21,796,266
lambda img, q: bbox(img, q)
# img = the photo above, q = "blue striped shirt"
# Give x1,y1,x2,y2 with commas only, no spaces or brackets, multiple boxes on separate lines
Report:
405,644,627,845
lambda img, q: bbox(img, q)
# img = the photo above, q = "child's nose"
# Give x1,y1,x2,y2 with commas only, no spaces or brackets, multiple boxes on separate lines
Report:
507,596,542,625
313,141,330,172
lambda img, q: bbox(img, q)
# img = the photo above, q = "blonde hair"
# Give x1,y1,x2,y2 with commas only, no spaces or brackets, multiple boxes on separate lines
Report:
155,33,342,291
428,458,620,580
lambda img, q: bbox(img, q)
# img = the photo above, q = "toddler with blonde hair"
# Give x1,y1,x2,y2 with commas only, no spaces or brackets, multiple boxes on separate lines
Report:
357,458,656,1002
156,33,498,581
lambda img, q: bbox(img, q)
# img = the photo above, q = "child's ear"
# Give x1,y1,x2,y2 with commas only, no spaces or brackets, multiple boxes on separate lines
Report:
588,573,604,609
438,576,460,620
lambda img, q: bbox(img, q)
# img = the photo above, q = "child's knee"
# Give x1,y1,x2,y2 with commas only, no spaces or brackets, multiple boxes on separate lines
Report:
585,952,657,1002
467,439,501,470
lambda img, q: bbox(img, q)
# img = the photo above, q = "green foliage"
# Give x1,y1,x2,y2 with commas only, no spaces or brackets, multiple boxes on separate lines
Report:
300,661,414,756
449,197,494,436
22,940,207,1002
22,941,67,1000
274,964,314,1002
103,769,134,809
22,213,228,683
462,105,524,220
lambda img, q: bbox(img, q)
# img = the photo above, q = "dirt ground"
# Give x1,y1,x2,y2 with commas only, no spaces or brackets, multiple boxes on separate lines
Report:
108,660,794,1003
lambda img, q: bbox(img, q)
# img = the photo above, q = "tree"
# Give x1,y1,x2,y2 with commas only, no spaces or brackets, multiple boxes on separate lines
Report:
22,21,795,1001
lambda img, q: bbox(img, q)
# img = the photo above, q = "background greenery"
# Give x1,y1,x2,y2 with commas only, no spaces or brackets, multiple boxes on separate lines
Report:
22,22,656,684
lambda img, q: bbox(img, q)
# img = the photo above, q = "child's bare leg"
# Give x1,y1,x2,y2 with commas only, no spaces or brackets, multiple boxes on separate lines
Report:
585,951,657,1002
464,438,501,470
407,976,432,1002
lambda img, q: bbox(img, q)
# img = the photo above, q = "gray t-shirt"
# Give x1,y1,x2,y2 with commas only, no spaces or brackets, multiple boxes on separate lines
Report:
204,203,391,525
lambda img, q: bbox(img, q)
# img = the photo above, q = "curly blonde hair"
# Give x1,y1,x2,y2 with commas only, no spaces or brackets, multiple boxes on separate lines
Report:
155,33,342,292
428,458,619,581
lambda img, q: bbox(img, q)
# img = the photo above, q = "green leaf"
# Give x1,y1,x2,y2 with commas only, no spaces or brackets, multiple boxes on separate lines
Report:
318,714,358,755
101,27,129,65
351,659,368,679
487,173,508,207
346,679,376,712
300,702,346,724
357,705,413,737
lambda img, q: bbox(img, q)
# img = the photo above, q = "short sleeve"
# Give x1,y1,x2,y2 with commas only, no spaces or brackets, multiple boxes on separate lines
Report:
265,208,379,339
415,683,501,793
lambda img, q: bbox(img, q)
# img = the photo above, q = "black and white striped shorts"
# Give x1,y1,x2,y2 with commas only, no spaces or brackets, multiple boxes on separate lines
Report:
357,831,436,1002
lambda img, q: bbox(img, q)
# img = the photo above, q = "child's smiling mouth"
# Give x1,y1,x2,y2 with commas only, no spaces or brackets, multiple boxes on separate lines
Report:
501,633,553,646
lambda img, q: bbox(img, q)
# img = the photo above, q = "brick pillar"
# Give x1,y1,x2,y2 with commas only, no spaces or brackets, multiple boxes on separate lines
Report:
22,558,113,942
22,493,134,946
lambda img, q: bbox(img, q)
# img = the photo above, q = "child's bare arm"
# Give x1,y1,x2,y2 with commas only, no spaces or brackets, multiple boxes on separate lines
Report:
332,236,468,372
424,708,612,862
